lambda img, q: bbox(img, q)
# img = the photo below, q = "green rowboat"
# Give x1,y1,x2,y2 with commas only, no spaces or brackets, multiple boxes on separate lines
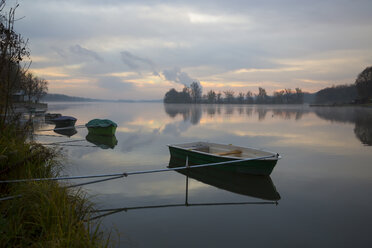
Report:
85,119,117,136
168,155,280,200
168,142,280,176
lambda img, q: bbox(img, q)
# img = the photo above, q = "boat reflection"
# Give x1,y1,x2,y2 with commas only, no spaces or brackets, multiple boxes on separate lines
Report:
90,175,278,221
53,127,77,137
87,156,280,220
168,156,281,201
85,133,118,149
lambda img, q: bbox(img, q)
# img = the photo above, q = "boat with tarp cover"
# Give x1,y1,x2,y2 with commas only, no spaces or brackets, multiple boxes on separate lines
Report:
168,142,280,176
85,119,117,136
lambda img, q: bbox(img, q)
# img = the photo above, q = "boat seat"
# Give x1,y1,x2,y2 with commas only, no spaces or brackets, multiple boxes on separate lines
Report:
216,150,242,156
190,146,209,153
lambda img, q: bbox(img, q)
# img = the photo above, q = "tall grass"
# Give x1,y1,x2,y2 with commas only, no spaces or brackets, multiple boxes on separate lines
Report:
0,124,112,247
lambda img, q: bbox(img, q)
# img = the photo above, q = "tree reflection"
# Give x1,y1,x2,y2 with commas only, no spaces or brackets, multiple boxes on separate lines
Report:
314,107,372,146
190,105,202,125
164,104,372,145
164,104,310,124
164,104,202,125
272,109,304,120
255,108,268,121
354,110,372,145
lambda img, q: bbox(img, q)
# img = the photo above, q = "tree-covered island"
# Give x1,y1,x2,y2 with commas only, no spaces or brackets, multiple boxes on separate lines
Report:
164,67,372,105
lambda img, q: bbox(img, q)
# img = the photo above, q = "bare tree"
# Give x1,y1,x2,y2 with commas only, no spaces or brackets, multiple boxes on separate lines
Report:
256,87,268,104
237,92,244,103
223,90,235,103
190,81,202,103
246,91,254,104
0,1,30,123
207,90,216,103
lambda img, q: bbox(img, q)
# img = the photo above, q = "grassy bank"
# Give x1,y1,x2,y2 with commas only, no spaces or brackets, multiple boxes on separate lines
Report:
0,124,112,247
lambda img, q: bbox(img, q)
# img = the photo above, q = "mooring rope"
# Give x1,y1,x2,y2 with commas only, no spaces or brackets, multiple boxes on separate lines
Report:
0,194,22,202
43,144,98,148
89,201,277,220
0,154,277,184
33,134,64,137
41,139,86,145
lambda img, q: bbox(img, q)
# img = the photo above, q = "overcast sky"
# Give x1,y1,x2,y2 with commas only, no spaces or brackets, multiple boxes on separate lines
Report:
10,0,372,99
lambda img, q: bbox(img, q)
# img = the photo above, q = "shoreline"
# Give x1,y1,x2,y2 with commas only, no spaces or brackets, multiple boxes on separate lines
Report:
0,124,112,247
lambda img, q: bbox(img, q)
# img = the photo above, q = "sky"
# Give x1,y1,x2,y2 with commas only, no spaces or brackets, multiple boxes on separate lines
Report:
9,0,372,100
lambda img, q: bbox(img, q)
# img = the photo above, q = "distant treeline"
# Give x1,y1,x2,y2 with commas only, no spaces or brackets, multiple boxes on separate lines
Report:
315,66,372,105
164,66,372,105
164,82,305,104
42,93,162,102
315,84,357,104
42,93,103,102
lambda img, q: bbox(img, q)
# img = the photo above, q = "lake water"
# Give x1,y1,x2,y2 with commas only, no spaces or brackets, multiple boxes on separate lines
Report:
35,103,372,247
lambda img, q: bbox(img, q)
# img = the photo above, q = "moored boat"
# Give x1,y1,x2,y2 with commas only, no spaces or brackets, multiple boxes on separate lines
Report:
168,155,280,201
45,113,62,120
51,116,77,128
85,119,117,136
168,142,280,176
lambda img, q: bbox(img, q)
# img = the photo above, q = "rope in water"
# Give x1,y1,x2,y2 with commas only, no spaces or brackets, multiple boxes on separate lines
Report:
0,154,277,184
89,201,278,220
41,139,86,145
43,144,98,148
33,134,64,137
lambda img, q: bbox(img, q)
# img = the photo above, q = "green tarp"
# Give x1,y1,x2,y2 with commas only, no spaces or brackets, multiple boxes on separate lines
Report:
85,119,117,128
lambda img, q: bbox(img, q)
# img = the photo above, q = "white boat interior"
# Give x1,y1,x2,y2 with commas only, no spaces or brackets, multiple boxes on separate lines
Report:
169,142,278,159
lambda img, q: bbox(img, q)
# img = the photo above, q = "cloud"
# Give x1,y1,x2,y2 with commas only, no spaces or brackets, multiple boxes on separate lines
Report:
51,46,67,58
96,76,134,91
120,51,154,70
162,67,198,86
162,121,192,136
69,44,104,62
120,129,159,152
13,0,372,99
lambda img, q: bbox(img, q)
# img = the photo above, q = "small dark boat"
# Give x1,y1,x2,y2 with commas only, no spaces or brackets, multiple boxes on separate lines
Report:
86,133,118,149
168,142,280,176
45,113,62,120
51,116,77,128
85,119,117,136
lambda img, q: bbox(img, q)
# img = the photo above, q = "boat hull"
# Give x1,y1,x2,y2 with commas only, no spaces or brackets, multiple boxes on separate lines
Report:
168,145,278,176
52,117,77,128
87,126,117,136
85,119,117,136
168,156,280,200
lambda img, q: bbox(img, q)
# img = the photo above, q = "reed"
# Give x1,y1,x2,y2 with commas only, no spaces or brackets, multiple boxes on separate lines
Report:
0,124,112,247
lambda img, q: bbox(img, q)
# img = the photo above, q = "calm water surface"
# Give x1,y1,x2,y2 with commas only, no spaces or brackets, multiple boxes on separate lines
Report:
36,103,372,247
